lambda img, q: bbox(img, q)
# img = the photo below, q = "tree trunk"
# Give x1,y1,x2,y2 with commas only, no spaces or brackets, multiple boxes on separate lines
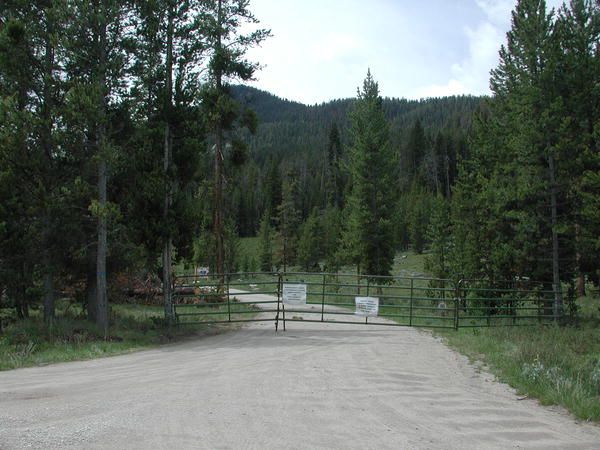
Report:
575,223,585,297
86,246,97,321
96,156,109,336
15,263,30,319
41,11,55,325
95,1,109,337
548,154,563,319
13,286,25,320
162,4,175,321
42,255,55,325
214,0,225,285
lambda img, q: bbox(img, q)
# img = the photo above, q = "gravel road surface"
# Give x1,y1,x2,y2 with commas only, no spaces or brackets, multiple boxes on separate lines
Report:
1,292,599,449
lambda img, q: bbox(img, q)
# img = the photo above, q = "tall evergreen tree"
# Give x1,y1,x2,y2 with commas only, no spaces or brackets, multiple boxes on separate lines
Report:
200,0,270,282
424,195,451,278
553,0,600,293
275,174,300,272
401,118,427,190
296,208,322,272
258,210,273,272
64,0,132,334
0,2,80,324
342,71,396,278
132,0,205,321
324,122,344,208
321,205,343,272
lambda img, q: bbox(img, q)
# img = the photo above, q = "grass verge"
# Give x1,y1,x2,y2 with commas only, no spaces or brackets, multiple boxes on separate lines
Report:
0,301,241,371
436,295,600,422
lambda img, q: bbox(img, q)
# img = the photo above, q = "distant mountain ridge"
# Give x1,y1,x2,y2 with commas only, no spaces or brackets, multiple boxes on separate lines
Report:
230,84,484,164
231,84,485,129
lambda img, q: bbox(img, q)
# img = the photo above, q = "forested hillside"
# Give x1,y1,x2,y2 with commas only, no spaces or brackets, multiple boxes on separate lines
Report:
224,85,482,237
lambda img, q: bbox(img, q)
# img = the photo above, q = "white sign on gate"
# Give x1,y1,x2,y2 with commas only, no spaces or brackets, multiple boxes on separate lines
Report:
282,283,307,305
355,296,379,317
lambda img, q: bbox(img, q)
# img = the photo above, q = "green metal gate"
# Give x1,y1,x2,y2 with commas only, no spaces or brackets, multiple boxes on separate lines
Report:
172,272,560,330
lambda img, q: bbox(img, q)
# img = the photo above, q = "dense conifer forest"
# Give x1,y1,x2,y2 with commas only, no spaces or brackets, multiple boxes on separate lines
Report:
225,85,482,237
0,0,598,329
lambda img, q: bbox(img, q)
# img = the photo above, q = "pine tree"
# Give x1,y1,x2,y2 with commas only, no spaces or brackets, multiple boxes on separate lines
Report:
342,71,396,278
224,218,240,274
553,0,600,293
132,0,206,321
407,186,433,255
321,205,343,272
275,174,300,272
0,2,65,324
424,195,451,278
296,208,322,272
258,210,273,272
401,119,427,190
63,0,133,334
324,122,344,208
200,0,270,282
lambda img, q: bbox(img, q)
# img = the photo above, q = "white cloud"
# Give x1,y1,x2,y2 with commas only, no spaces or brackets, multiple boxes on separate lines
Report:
454,22,504,92
313,33,364,63
476,0,515,26
244,0,569,103
477,0,566,24
414,79,468,98
415,20,502,98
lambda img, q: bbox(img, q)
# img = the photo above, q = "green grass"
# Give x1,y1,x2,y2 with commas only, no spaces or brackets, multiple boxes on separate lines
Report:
237,236,261,273
239,236,261,261
392,251,429,277
437,294,600,421
174,296,267,325
0,300,238,371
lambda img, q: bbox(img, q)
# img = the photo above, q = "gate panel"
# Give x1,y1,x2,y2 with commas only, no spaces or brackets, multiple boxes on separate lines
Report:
173,272,280,326
279,273,458,329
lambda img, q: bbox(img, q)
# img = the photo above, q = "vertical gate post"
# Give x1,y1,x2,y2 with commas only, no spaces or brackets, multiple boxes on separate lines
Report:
226,274,231,322
280,272,286,331
454,280,462,330
365,279,370,324
409,278,414,327
536,286,544,323
170,274,177,326
512,282,517,325
321,273,326,322
275,272,282,332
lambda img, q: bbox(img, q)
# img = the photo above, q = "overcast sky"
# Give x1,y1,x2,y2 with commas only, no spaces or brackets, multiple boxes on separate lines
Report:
244,0,564,104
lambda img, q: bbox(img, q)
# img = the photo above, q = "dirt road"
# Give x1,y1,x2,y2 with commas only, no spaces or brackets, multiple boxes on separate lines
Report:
1,295,599,449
